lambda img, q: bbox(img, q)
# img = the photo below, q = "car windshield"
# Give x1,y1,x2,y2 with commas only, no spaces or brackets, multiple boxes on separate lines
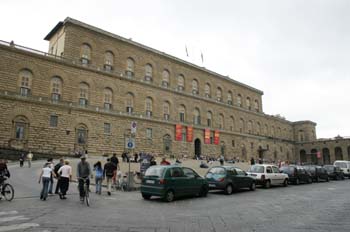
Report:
145,166,165,177
208,167,225,175
324,166,334,171
248,165,264,173
280,166,294,174
334,162,347,168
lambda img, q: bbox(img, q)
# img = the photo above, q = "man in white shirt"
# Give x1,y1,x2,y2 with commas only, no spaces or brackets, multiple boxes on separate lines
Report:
38,162,56,201
57,160,72,199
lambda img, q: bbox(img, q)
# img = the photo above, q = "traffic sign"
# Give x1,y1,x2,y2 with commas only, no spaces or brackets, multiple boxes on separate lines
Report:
131,121,137,134
125,137,135,149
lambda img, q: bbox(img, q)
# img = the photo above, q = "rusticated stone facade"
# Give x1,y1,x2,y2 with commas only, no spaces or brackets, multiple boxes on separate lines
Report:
0,17,348,163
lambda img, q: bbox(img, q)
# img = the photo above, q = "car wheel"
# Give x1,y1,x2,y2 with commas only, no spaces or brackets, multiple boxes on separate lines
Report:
326,177,330,182
250,182,256,191
163,190,175,202
295,178,300,185
283,179,288,187
336,175,340,181
199,185,209,197
142,193,151,200
264,180,271,189
224,184,233,195
342,176,345,180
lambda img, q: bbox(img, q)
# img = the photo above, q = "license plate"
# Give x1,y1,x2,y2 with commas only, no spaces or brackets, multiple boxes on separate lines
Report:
146,180,155,184
209,184,216,187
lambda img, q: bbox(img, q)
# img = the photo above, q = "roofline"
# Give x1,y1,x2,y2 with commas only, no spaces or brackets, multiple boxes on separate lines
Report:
292,120,317,126
45,17,264,95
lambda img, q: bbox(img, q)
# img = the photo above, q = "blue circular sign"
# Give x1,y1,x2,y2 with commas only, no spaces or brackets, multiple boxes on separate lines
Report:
127,142,133,148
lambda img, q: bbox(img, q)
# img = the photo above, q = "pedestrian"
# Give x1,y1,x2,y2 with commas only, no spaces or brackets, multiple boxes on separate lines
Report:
38,162,56,201
250,157,255,165
150,156,157,166
54,158,64,194
160,157,170,165
0,159,10,183
93,161,103,194
19,153,25,167
77,155,92,202
57,160,72,199
219,155,224,165
27,151,33,168
103,158,116,196
47,158,54,194
134,153,138,162
110,153,119,186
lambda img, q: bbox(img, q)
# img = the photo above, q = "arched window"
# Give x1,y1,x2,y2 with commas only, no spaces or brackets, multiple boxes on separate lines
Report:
104,51,114,71
207,111,213,127
237,94,242,107
277,127,281,138
50,76,62,102
246,97,251,110
227,91,233,105
219,114,224,129
18,69,33,96
204,83,211,98
179,105,186,122
265,124,269,136
299,130,304,142
193,108,200,125
103,88,113,110
145,97,153,117
254,100,259,112
177,74,185,91
145,64,153,82
13,115,29,140
76,124,88,145
163,101,170,120
247,120,253,134
271,126,276,137
126,92,134,113
257,122,261,135
162,70,170,88
81,43,91,65
126,58,135,78
239,118,245,133
230,116,235,131
78,82,89,107
192,79,199,95
216,87,222,102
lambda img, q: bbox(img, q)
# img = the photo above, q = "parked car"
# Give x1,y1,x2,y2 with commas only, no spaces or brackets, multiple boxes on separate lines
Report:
205,166,256,195
279,165,312,185
324,165,345,180
303,165,329,182
247,164,289,188
333,160,350,179
141,165,209,202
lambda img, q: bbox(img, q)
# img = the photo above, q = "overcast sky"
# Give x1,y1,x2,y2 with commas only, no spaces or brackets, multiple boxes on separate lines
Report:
1,0,349,138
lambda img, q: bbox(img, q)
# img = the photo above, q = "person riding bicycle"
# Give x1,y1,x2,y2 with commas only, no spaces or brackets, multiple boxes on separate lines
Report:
76,154,92,201
0,159,10,185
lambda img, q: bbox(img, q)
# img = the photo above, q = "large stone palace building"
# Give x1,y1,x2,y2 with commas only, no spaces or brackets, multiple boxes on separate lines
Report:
0,17,349,163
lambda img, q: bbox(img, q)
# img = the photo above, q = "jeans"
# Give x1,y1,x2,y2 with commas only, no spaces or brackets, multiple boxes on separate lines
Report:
48,176,54,193
78,178,90,198
95,177,102,194
40,177,50,199
28,159,32,168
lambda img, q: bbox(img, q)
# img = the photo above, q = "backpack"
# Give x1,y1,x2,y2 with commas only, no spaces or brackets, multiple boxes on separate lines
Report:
54,163,62,175
105,163,115,177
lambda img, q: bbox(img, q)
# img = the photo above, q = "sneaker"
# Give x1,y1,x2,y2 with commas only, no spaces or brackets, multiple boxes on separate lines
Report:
62,196,67,200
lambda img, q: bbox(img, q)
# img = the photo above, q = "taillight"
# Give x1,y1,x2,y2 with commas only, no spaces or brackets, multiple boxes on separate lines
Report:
159,179,166,185
261,175,265,180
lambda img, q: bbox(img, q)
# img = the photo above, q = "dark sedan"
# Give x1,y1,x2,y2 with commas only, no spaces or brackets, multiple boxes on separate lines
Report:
303,165,329,182
205,166,256,195
324,165,345,180
280,165,312,185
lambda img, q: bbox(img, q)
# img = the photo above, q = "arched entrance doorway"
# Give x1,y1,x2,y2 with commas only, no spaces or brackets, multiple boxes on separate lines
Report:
300,150,307,164
322,148,330,164
311,149,318,164
194,139,201,158
335,147,343,160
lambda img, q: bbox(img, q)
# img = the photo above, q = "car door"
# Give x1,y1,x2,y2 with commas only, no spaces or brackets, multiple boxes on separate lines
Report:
235,168,250,188
183,167,201,195
265,166,275,184
272,166,283,184
169,167,187,196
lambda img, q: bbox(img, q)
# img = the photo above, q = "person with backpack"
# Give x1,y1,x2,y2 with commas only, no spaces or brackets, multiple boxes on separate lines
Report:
54,158,64,194
93,161,103,194
103,158,116,196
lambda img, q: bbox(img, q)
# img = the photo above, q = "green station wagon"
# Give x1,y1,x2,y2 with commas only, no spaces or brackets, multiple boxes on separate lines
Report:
141,165,209,202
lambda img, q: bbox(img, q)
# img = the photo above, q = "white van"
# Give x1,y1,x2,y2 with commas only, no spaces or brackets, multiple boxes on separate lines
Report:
333,160,350,178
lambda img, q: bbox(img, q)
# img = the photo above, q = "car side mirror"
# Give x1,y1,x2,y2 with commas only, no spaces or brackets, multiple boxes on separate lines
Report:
280,170,283,173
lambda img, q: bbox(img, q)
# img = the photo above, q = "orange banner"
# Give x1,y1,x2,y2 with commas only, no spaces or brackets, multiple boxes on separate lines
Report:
187,126,193,142
175,124,182,141
204,129,210,144
214,130,220,145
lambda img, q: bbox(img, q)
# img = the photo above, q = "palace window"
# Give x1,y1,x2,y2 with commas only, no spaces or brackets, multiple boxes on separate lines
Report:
126,58,135,78
51,76,62,102
179,105,186,122
192,79,199,95
79,82,89,107
104,88,113,110
163,101,170,120
237,94,242,107
227,91,233,105
219,114,224,129
254,100,259,112
77,125,88,144
207,111,213,127
216,87,222,102
50,115,58,127
146,128,153,139
18,69,32,96
246,97,251,110
145,64,153,82
193,108,201,125
145,97,153,117
162,70,170,88
230,116,235,131
81,43,91,65
126,92,134,114
204,83,211,98
177,74,185,91
104,123,111,134
104,51,114,71
13,116,29,140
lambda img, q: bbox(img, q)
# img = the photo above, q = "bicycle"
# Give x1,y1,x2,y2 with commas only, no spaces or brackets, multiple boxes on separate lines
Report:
77,177,90,207
0,177,14,201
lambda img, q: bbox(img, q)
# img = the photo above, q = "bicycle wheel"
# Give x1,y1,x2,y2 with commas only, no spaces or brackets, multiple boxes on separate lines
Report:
85,185,90,207
2,184,14,201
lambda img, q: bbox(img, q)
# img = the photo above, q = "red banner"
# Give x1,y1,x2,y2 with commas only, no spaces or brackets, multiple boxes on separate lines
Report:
187,126,193,142
214,130,220,145
204,129,210,144
175,124,182,141
317,151,321,159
